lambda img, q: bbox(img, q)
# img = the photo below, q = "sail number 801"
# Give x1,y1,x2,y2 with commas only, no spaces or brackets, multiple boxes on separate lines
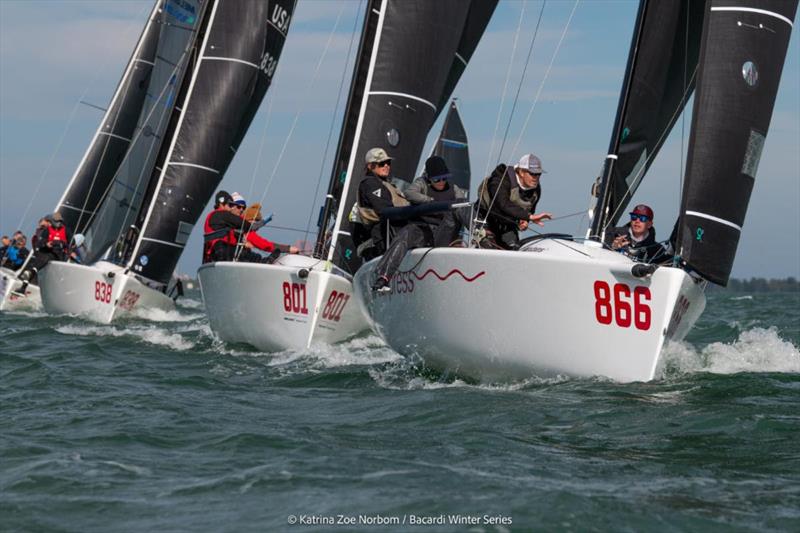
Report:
593,280,651,330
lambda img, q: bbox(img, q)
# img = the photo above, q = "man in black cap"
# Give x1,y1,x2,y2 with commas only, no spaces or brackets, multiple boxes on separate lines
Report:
202,190,263,263
370,156,467,292
475,153,553,250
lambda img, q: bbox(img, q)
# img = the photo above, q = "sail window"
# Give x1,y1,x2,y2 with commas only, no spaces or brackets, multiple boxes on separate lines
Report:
742,61,759,87
175,221,193,245
386,128,400,147
741,129,765,178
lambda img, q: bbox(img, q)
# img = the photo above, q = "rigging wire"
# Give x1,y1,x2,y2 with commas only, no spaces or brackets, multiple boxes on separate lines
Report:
302,0,363,250
234,1,348,260
509,0,580,159
495,0,547,165
482,0,528,180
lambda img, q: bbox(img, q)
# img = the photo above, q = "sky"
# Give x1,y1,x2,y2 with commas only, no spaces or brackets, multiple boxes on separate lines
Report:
1,0,798,280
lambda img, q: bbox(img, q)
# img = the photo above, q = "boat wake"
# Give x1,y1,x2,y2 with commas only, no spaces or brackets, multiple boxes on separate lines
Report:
55,323,196,351
661,327,800,377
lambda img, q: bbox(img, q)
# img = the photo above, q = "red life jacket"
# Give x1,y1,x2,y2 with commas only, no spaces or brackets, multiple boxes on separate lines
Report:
47,225,67,244
202,208,237,262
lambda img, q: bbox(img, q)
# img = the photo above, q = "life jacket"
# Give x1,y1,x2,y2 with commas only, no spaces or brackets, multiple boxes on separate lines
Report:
478,165,538,214
202,208,237,262
350,179,409,225
47,225,67,245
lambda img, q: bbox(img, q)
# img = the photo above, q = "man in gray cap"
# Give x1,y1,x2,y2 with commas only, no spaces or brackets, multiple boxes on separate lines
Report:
475,153,553,249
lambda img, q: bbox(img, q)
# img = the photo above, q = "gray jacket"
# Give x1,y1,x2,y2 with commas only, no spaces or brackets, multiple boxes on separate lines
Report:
405,176,467,205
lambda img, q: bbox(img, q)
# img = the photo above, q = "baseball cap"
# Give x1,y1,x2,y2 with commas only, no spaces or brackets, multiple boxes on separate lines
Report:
365,147,392,164
630,204,654,219
230,192,247,207
515,154,546,174
215,190,233,207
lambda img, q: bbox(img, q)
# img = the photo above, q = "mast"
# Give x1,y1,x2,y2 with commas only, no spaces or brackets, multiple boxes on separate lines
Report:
127,0,297,285
55,0,161,237
590,0,706,238
432,100,470,192
677,0,797,285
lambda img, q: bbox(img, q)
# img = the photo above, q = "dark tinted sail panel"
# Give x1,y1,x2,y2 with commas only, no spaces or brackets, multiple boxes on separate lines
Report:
57,1,160,237
433,100,470,192
131,0,296,284
320,0,495,274
83,0,203,264
678,0,797,285
592,0,706,235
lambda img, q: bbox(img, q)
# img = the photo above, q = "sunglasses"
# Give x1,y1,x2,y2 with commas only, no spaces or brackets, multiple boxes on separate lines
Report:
630,213,651,222
374,160,391,168
429,174,451,184
230,204,245,210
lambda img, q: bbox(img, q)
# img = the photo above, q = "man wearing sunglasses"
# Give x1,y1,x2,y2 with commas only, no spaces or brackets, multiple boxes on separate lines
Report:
475,153,553,250
606,204,665,263
353,147,411,262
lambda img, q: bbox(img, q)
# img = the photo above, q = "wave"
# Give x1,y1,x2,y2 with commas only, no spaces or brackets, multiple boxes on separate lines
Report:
55,324,195,351
731,295,754,301
130,306,204,323
661,327,800,377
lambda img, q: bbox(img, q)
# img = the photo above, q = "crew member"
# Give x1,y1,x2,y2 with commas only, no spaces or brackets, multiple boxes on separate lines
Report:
475,153,553,250
352,147,411,261
18,212,71,284
605,204,666,263
239,202,298,262
202,192,262,263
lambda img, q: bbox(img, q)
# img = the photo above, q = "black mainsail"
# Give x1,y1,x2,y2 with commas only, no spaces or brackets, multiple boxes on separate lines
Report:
316,0,497,274
432,100,470,192
82,0,207,265
126,0,296,285
590,0,706,237
55,0,161,238
677,0,797,285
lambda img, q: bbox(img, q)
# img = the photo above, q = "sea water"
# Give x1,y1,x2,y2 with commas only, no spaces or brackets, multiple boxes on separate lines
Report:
1,290,798,532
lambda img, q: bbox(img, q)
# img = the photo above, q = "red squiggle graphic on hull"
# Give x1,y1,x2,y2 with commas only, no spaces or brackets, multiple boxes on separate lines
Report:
412,269,486,282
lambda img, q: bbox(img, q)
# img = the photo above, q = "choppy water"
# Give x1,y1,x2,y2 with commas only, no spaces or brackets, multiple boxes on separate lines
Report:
1,290,799,532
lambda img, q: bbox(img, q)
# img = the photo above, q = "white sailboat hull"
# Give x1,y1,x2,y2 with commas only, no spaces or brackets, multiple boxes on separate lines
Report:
198,255,369,351
354,240,706,383
39,261,175,324
0,267,42,312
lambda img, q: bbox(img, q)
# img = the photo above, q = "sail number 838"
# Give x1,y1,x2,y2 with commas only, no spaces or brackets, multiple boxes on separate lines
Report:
593,280,651,330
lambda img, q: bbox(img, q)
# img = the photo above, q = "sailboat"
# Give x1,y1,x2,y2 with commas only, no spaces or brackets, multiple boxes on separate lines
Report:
198,0,496,351
432,100,471,193
38,0,296,324
0,1,162,313
354,0,798,382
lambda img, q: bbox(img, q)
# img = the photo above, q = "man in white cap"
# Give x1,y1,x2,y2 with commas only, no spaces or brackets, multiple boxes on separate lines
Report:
475,154,552,249
352,147,410,261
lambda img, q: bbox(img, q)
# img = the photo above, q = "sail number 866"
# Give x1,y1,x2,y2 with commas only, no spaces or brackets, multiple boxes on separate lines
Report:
593,280,651,330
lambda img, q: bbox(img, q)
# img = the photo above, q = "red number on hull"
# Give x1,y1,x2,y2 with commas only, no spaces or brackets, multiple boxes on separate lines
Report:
322,290,350,322
94,281,112,304
593,281,651,331
282,282,308,315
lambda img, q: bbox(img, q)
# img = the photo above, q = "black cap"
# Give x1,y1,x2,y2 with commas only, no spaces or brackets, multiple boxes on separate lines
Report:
215,190,233,207
424,156,449,180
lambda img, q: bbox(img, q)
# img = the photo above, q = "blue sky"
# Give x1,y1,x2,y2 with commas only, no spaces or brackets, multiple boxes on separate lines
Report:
1,0,798,279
